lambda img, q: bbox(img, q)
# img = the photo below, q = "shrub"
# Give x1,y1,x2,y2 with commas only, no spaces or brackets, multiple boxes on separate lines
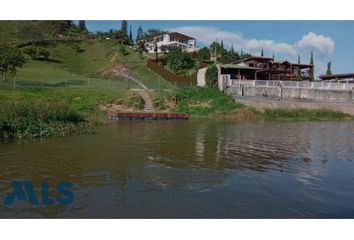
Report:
22,46,50,60
166,48,195,72
205,65,218,87
119,44,129,56
71,43,85,53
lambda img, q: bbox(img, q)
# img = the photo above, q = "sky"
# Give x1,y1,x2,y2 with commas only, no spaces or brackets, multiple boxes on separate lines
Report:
86,20,354,76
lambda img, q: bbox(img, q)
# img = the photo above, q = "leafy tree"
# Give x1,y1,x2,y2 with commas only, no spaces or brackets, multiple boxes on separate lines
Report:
241,53,252,60
198,47,210,61
22,46,50,60
327,61,332,75
137,40,146,54
205,65,218,87
166,48,195,72
0,45,25,83
143,28,166,41
0,45,11,80
78,20,87,32
114,30,126,44
8,47,26,89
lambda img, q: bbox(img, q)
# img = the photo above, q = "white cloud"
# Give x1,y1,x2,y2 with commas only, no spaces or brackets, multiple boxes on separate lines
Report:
296,32,334,56
167,26,335,59
167,26,296,55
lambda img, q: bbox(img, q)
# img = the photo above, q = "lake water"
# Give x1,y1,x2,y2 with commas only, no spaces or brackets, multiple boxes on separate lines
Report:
1,120,354,218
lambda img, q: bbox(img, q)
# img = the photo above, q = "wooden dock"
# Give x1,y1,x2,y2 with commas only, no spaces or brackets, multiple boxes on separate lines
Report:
108,111,189,121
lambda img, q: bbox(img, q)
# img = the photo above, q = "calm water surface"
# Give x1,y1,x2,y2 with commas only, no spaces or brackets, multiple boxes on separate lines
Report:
1,120,354,218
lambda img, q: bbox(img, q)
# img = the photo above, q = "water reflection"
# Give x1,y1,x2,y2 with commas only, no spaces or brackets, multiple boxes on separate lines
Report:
0,120,354,218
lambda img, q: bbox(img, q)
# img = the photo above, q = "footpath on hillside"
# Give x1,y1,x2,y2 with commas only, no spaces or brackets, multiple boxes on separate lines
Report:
100,54,156,112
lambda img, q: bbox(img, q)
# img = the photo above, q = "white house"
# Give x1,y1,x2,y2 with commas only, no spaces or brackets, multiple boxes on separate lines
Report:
145,32,197,53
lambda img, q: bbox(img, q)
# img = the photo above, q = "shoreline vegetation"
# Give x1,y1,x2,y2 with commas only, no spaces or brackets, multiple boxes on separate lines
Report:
0,87,352,140
0,21,351,140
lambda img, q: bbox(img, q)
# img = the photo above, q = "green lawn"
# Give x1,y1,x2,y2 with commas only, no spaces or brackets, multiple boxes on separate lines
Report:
0,40,175,90
116,46,176,89
0,40,141,90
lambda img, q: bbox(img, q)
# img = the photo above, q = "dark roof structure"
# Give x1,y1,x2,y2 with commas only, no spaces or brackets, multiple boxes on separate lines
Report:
169,32,195,41
319,73,354,80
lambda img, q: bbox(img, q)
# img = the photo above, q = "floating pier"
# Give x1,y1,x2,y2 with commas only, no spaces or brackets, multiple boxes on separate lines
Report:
108,111,189,121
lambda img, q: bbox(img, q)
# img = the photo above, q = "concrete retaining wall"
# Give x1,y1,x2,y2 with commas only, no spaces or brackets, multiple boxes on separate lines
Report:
226,85,354,102
234,98,354,116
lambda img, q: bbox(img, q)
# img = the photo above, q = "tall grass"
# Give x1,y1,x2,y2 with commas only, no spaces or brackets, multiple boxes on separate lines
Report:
263,108,351,121
174,87,244,115
0,101,85,139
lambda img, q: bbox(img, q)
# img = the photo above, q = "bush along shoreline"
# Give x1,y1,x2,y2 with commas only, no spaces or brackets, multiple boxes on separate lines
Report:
0,101,94,140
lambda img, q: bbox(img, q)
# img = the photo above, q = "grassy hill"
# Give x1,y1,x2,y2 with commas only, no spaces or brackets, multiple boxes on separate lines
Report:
0,39,174,90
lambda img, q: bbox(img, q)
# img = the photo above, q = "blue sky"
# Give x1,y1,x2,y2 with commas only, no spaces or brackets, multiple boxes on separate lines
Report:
86,20,354,75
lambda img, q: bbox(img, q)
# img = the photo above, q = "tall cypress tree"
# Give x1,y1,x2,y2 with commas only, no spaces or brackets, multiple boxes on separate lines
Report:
121,20,128,42
298,55,301,64
310,51,314,81
326,62,332,75
129,26,133,44
261,49,264,56
136,26,144,41
272,52,275,60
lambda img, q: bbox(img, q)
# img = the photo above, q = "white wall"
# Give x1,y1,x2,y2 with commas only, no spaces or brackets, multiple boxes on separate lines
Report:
197,68,207,87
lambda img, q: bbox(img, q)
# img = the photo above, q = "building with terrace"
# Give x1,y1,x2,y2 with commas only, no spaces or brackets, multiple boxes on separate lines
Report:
144,32,197,53
232,56,314,81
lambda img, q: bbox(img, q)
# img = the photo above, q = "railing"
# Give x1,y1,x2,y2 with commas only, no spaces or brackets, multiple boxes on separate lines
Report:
228,79,354,90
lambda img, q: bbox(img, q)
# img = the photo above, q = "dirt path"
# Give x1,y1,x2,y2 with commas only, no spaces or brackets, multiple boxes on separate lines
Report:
133,89,155,112
100,55,155,112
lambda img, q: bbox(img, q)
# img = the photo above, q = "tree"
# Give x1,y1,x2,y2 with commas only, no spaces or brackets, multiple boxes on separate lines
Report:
22,46,50,60
0,45,11,81
129,26,133,45
310,51,314,81
114,30,126,44
205,65,218,87
137,40,146,54
120,20,128,42
298,55,301,64
230,45,235,53
272,52,275,60
261,49,264,56
198,47,210,61
166,48,195,72
78,20,87,32
327,62,332,75
8,47,26,89
136,26,144,42
0,45,25,85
